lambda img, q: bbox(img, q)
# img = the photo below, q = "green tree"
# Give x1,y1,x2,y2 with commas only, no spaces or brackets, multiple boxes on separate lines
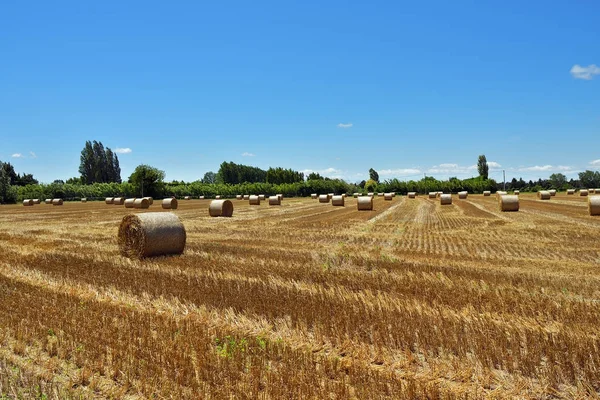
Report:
128,164,166,197
1,162,18,185
365,179,378,192
477,155,489,180
369,168,379,183
549,173,567,189
307,172,323,180
578,170,600,188
202,171,217,184
79,140,121,184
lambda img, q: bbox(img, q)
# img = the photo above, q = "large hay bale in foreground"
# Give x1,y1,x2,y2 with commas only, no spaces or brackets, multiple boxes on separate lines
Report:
331,195,344,206
428,192,437,199
537,191,551,200
483,191,491,196
357,196,373,211
318,194,330,203
23,199,34,206
458,191,468,199
499,195,519,212
52,199,63,206
548,190,556,197
133,198,150,209
408,192,416,198
269,196,281,206
567,189,575,195
249,195,260,205
45,199,52,204
105,197,114,204
162,198,178,210
209,199,233,217
124,198,136,208
580,190,589,197
118,213,186,258
589,196,600,216
311,194,317,199
113,197,125,205
384,193,393,201
440,194,452,205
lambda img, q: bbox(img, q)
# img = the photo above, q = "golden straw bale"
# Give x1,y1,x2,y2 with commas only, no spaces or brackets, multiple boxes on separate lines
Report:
384,193,393,200
243,195,250,200
319,194,330,203
428,192,437,199
483,191,491,196
236,195,242,200
209,199,233,217
44,199,52,204
133,198,150,209
458,191,468,199
22,199,34,206
588,196,600,216
408,192,416,198
357,196,373,210
538,191,551,200
118,213,186,258
124,198,136,208
105,198,114,204
143,197,154,205
499,195,519,212
113,197,125,205
440,194,452,205
162,198,178,210
311,194,318,199
567,189,575,195
249,195,260,205
580,190,589,196
331,195,344,206
258,194,265,201
269,196,281,206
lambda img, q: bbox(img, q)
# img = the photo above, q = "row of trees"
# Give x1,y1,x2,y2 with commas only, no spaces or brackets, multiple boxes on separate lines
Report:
78,141,121,184
215,162,305,185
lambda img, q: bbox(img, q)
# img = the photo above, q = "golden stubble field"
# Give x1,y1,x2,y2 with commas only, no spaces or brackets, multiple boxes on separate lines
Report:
1,193,599,399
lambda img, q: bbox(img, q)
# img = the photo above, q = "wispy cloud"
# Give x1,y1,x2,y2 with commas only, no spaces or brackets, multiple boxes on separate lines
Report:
487,161,502,169
378,168,422,177
301,167,344,178
29,152,37,158
11,153,23,158
114,147,132,154
241,152,255,157
518,165,573,172
337,123,353,128
589,159,600,167
570,64,600,80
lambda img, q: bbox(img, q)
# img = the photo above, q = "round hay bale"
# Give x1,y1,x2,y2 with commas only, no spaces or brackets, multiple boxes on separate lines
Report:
249,195,260,205
548,190,556,196
483,191,491,196
538,191,551,200
357,196,373,211
258,194,265,201
408,192,416,198
513,190,520,195
331,195,345,206
215,195,221,200
44,199,52,204
118,212,186,259
199,196,205,200
384,193,393,201
376,193,383,197
567,189,575,195
580,189,589,197
81,198,87,203
458,191,468,199
52,199,63,206
269,196,281,206
236,195,243,200
391,192,396,197
23,199,34,206
113,197,125,205
143,197,154,205
105,197,114,204
243,195,250,200
318,194,330,203
589,196,600,216
499,195,519,212
440,194,452,205
133,198,150,209
353,193,359,198
162,198,178,209
277,194,283,201
124,198,136,208
209,199,233,217
590,189,596,194
341,193,347,198
367,192,374,197
596,189,600,194
310,194,317,199
428,192,437,199
31,199,40,204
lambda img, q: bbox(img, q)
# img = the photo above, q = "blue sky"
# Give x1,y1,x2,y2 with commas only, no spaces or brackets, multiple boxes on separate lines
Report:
1,1,599,184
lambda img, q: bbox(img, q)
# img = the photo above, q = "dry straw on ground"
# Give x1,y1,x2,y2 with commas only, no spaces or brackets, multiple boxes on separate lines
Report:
249,195,260,205
331,195,345,206
440,194,452,205
52,199,63,206
589,196,600,216
499,195,519,212
162,197,178,210
133,198,150,209
118,212,186,258
268,196,281,206
318,194,330,203
124,198,136,208
537,191,551,200
357,196,373,210
209,200,234,217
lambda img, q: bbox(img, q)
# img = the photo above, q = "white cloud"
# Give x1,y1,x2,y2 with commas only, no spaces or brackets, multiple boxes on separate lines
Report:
589,159,600,166
114,147,132,154
378,168,422,177
29,152,37,158
487,161,502,169
337,123,353,128
518,165,573,172
241,152,255,157
301,167,343,178
570,64,600,80
11,153,23,158
438,163,459,169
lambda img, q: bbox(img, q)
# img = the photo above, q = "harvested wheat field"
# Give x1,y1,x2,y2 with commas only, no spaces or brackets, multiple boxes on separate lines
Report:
1,193,600,399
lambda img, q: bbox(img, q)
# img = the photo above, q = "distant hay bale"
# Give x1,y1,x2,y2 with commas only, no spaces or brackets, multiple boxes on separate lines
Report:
391,192,396,197
249,195,260,205
428,192,437,199
52,199,63,206
81,198,87,203
538,191,551,200
105,197,114,204
277,194,283,201
331,195,345,206
215,195,221,200
377,193,384,197
199,196,205,199
367,192,374,197
353,193,359,198
133,198,150,209
209,199,234,217
269,196,281,206
184,196,191,200
513,190,520,195
440,194,452,205
236,195,243,200
384,193,393,200
499,195,519,212
596,189,600,194
32,199,40,204
124,198,136,208
113,197,125,205
243,195,250,200
258,194,265,201
590,189,595,194
589,196,600,216
408,192,416,198
548,190,556,196
357,196,373,211
580,189,589,196
483,191,491,196
496,191,507,195
341,193,347,198
567,189,575,195
118,212,186,259
319,194,330,203
311,193,318,199
162,198,178,209
143,197,154,205
45,199,52,204
458,191,468,199
23,199,34,206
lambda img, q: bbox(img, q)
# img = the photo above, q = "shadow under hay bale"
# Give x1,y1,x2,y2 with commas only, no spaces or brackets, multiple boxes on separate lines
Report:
209,199,233,217
118,213,186,258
